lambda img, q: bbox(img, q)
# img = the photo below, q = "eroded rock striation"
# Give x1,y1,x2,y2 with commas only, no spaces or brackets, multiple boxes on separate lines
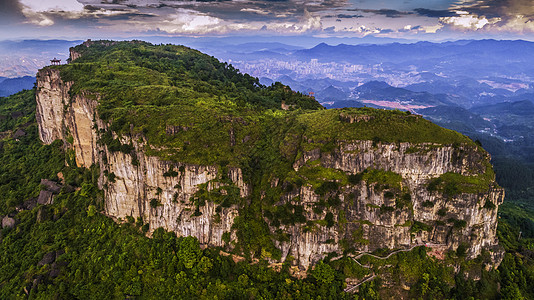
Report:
35,45,504,270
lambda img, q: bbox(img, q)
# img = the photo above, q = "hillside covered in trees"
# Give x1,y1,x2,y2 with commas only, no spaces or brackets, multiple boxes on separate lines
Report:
0,41,533,298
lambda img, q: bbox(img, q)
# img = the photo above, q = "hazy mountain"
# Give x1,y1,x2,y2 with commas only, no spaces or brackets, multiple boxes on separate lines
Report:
294,40,534,71
471,99,534,117
0,39,80,77
316,85,349,101
0,76,35,97
418,105,493,133
353,81,454,107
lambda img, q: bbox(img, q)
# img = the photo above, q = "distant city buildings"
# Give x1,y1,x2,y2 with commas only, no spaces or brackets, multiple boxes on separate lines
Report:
230,58,423,87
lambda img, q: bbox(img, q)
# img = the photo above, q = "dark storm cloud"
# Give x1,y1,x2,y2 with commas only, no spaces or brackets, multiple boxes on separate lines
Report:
0,0,25,24
11,0,534,37
348,8,411,18
84,5,102,12
324,14,363,19
378,28,394,33
414,8,455,18
450,0,534,18
368,9,410,18
441,0,534,32
104,12,158,21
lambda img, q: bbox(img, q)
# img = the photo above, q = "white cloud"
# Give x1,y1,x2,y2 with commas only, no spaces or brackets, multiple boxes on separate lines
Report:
19,0,84,13
123,9,224,34
421,24,444,33
492,15,534,33
440,13,500,30
240,8,270,15
301,9,322,32
19,0,85,26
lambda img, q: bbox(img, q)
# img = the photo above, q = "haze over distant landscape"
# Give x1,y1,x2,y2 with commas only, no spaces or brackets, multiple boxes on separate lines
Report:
2,1,534,299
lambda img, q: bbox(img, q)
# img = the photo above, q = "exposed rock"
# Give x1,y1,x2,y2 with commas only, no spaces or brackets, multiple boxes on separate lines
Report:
49,251,67,278
166,125,190,135
37,190,53,205
32,276,42,290
339,112,375,123
12,129,26,139
36,206,49,222
2,216,15,229
11,111,23,119
49,263,61,278
57,172,64,184
35,67,505,270
40,179,62,193
37,251,56,266
23,198,37,210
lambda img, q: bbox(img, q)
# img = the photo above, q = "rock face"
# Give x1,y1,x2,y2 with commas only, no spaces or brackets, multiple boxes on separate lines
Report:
36,67,505,270
275,143,503,268
2,216,16,229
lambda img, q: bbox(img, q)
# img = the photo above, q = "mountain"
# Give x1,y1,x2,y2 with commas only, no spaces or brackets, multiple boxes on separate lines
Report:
419,106,493,133
352,81,455,108
294,40,534,69
0,39,80,77
316,85,349,102
44,40,502,266
471,99,534,117
0,76,35,97
1,40,522,299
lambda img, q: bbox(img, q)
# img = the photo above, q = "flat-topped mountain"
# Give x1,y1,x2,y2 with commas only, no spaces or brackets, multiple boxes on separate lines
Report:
35,40,504,269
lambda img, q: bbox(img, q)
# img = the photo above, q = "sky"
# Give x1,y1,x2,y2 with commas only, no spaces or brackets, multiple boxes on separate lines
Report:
1,0,533,42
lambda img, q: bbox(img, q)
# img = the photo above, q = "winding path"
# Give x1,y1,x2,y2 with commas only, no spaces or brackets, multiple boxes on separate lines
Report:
343,243,446,293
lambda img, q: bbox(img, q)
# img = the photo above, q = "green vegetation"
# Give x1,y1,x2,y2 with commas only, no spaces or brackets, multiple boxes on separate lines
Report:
3,42,530,298
1,90,357,299
362,168,403,190
50,41,476,170
298,108,474,149
411,221,433,233
427,162,496,196
0,90,66,214
44,42,488,265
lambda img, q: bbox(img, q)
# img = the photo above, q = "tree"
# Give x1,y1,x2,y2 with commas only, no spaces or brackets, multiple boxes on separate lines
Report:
312,261,335,284
177,236,202,269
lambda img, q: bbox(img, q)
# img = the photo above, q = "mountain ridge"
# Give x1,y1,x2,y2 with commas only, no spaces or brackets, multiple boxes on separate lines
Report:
33,40,504,271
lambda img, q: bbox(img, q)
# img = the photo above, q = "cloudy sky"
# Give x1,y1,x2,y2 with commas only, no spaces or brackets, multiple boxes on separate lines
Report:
1,0,533,41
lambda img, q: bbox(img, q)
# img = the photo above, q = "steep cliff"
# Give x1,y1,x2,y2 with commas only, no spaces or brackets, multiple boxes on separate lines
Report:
35,41,504,270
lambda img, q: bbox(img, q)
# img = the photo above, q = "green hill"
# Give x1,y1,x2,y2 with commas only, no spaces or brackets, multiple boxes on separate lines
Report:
0,41,532,299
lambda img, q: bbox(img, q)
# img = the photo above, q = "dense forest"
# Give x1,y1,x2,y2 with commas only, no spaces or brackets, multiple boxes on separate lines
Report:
0,89,532,299
1,41,534,298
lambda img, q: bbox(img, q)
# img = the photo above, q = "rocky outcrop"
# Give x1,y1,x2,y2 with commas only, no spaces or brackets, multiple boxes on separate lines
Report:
273,144,503,268
2,216,16,229
35,66,504,270
36,68,242,249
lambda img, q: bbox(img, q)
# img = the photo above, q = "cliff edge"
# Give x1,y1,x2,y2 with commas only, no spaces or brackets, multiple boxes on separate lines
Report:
36,40,504,270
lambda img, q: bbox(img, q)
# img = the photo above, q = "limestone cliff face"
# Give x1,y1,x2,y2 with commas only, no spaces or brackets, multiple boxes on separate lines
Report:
275,144,503,268
36,67,504,270
36,68,243,248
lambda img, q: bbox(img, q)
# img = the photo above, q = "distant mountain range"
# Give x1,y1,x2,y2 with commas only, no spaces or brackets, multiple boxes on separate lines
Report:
0,76,35,97
0,39,80,77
